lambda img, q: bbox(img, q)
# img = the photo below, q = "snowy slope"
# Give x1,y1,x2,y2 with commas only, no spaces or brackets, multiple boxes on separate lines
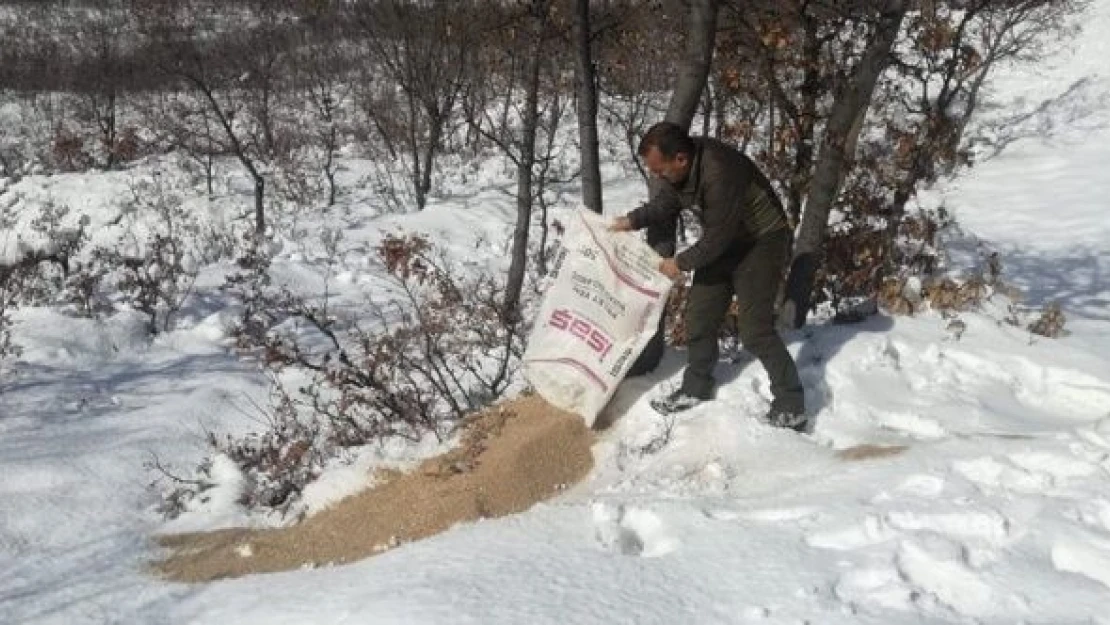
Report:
4,2,1110,624
940,1,1110,323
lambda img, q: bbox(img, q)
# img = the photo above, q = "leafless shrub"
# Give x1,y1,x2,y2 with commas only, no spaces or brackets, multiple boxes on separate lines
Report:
51,128,93,172
0,269,22,369
3,200,92,309
252,234,521,442
146,451,219,520
209,383,328,516
148,371,330,520
347,0,481,211
97,234,196,335
1028,302,1067,338
93,179,202,334
0,213,58,365
62,260,112,319
877,275,990,316
0,187,212,325
222,231,276,348
186,233,525,515
0,198,94,369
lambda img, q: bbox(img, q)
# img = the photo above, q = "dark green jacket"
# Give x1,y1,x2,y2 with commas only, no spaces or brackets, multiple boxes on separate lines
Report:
627,137,787,272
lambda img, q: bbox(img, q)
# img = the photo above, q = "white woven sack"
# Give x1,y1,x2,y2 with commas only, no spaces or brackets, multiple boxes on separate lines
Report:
523,208,672,425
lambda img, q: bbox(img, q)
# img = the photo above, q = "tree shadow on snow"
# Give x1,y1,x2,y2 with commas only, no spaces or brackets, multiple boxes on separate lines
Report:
790,314,896,427
0,352,251,426
969,76,1109,160
710,313,895,431
993,245,1110,321
593,350,686,431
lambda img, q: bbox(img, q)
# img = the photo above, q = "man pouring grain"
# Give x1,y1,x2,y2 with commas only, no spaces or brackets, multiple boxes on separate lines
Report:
610,122,806,431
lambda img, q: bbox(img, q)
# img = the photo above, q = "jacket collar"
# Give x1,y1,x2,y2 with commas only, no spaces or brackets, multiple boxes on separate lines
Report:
677,138,704,195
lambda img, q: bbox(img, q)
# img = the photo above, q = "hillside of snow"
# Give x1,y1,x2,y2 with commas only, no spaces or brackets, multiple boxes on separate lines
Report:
3,2,1110,624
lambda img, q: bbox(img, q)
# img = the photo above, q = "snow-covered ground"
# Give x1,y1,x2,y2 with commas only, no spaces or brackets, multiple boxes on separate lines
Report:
941,1,1110,324
4,2,1110,623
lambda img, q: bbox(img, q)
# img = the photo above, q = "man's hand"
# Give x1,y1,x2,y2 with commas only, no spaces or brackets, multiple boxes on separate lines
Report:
608,216,633,232
658,257,683,281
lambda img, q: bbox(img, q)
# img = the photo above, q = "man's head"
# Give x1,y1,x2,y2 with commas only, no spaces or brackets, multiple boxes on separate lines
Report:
638,121,695,186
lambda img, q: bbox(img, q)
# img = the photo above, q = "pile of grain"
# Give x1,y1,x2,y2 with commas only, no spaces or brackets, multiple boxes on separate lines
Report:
155,395,593,582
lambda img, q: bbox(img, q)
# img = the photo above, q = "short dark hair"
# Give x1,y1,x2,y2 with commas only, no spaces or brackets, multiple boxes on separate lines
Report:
637,121,695,159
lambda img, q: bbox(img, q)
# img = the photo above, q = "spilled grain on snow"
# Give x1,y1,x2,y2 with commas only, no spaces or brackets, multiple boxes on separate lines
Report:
154,395,593,582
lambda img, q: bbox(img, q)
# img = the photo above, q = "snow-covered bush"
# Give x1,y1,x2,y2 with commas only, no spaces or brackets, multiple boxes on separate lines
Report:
1028,302,1068,338
88,179,203,334
0,273,20,369
0,200,91,369
151,382,327,519
96,234,196,335
222,233,275,348
8,200,92,307
0,184,223,329
247,233,523,440
0,201,104,363
156,233,526,517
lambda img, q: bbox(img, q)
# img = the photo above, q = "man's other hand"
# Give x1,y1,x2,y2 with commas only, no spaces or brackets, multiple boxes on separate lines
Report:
608,216,633,232
658,258,683,281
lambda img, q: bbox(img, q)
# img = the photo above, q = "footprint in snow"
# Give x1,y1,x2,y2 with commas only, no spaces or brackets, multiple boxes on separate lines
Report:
834,539,1025,619
1067,499,1110,535
1052,534,1110,591
894,540,1005,618
1009,358,1110,422
806,507,1014,553
735,506,822,523
872,409,948,440
834,565,915,614
884,509,1013,548
592,503,679,557
806,514,899,551
952,456,1053,493
954,451,1098,492
1007,450,1098,481
891,474,946,499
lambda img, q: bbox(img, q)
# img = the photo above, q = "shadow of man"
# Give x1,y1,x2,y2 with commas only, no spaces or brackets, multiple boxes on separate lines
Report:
596,311,896,434
592,349,686,432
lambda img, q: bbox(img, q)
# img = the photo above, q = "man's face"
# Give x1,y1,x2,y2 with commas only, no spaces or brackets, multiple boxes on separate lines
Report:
642,146,690,186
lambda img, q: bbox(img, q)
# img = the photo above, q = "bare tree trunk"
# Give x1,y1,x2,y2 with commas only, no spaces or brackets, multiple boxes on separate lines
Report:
664,0,720,129
781,6,906,329
700,82,713,137
631,0,720,376
950,43,1002,173
787,18,821,223
325,127,338,207
253,177,266,235
194,108,217,199
194,81,267,236
98,90,118,169
713,78,726,139
0,150,13,179
575,0,603,213
406,93,426,210
418,110,444,210
536,75,565,278
256,72,278,156
767,80,776,157
504,3,547,320
311,84,342,208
